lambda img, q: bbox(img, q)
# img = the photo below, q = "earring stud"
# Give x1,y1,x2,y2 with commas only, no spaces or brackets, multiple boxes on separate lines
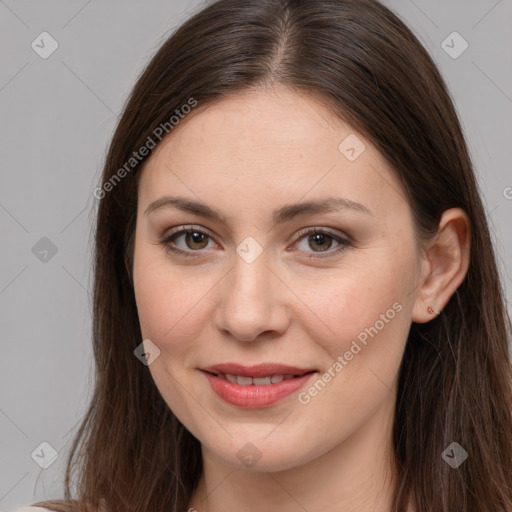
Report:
427,306,440,315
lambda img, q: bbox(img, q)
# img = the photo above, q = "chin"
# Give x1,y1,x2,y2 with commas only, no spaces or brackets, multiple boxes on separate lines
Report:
200,430,326,473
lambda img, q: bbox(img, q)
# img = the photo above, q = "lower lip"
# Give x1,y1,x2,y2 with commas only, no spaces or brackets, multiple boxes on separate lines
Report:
202,371,316,408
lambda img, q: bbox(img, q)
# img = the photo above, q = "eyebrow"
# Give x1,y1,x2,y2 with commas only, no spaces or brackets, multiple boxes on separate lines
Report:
144,195,374,224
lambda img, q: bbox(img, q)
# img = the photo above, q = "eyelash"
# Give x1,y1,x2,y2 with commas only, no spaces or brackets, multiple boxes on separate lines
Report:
158,224,353,260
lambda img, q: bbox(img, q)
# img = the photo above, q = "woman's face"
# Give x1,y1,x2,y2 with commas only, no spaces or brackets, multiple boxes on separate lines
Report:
132,86,425,471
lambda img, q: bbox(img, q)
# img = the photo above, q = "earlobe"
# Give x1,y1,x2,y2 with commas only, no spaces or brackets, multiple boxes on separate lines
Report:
412,208,471,324
427,306,440,315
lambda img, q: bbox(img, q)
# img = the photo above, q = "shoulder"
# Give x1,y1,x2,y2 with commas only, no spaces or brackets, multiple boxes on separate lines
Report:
11,508,56,512
12,500,99,512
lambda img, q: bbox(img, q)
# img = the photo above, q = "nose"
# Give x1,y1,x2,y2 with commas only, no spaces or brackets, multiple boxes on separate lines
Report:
213,255,291,342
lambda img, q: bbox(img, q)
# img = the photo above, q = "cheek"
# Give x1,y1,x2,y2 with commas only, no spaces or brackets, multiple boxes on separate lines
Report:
133,256,212,430
133,240,218,366
134,266,210,353
297,253,414,357
291,253,415,419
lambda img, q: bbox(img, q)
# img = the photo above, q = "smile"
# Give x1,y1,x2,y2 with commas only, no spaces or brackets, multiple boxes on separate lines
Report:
200,365,317,408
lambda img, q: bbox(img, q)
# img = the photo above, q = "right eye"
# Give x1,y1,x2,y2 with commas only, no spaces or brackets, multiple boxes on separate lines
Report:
159,226,218,257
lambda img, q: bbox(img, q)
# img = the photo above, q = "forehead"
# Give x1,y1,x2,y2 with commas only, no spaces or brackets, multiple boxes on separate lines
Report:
138,86,408,222
162,87,359,158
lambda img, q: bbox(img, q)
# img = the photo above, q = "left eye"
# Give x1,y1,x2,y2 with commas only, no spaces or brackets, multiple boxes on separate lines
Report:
290,228,353,258
295,231,343,253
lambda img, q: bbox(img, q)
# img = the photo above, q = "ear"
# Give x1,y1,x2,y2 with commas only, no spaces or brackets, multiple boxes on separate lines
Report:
412,208,471,323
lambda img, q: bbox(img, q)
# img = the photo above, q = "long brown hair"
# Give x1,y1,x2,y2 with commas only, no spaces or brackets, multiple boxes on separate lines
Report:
32,0,512,510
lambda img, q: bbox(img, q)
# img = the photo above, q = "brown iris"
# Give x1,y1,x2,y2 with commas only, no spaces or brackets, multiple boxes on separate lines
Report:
308,233,333,252
185,231,209,250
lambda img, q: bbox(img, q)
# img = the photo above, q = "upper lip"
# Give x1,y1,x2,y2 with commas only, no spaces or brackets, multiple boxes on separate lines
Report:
200,363,316,378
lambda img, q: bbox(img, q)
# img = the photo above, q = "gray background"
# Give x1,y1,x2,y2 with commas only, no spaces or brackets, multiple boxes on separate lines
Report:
0,0,511,509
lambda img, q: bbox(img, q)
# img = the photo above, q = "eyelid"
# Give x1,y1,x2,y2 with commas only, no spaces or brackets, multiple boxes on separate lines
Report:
291,225,351,244
165,224,217,239
163,224,219,247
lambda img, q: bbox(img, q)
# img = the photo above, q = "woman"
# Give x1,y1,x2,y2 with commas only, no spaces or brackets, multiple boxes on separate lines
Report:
21,0,512,510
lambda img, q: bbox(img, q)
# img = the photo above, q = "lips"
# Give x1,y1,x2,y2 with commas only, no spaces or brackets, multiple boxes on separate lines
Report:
200,363,317,408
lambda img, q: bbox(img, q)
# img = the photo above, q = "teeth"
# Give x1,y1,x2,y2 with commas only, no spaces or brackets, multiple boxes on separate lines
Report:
253,376,271,385
237,375,253,386
222,373,296,385
225,373,237,384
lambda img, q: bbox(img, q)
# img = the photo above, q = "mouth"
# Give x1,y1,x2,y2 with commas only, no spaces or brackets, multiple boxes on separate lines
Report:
202,371,316,386
200,362,316,379
199,363,318,408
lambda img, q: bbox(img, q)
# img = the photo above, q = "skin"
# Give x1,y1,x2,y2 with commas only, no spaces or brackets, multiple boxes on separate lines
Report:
132,85,470,512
